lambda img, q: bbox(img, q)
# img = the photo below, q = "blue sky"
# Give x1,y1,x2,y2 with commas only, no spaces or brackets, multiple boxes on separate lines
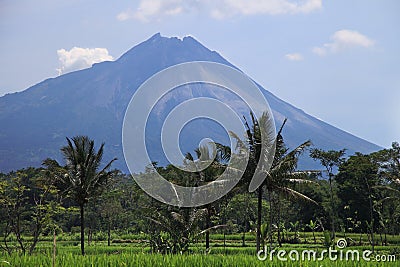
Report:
0,0,399,148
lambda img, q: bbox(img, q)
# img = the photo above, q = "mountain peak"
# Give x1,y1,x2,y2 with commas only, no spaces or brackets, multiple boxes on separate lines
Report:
148,32,198,44
117,33,229,68
150,32,162,39
122,33,205,54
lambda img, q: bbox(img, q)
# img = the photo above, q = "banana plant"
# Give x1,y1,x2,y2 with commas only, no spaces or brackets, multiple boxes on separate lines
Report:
307,219,319,244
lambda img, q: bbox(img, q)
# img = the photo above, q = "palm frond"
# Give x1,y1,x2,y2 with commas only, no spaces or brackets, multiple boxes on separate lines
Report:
373,185,400,195
197,224,228,236
287,178,317,184
377,196,400,203
277,186,318,205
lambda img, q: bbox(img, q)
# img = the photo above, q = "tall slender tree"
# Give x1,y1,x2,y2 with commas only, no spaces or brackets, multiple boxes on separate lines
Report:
263,125,316,248
43,136,116,255
185,145,226,250
239,112,263,251
239,113,316,251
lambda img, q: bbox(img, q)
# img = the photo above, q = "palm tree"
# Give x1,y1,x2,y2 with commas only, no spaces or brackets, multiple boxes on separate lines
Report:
184,145,226,251
238,114,316,250
44,136,116,255
145,206,226,254
263,126,316,248
237,112,265,251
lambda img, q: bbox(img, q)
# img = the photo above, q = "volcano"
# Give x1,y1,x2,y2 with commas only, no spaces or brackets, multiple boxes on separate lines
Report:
0,33,381,173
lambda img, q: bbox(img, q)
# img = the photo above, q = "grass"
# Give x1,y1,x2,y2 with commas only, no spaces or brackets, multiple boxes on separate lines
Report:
1,251,397,267
1,232,398,266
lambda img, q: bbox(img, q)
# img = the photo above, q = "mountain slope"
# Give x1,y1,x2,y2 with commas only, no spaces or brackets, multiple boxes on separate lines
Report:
0,33,381,173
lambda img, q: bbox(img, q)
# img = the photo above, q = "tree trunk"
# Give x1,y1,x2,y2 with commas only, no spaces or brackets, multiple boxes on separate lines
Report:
364,176,374,253
52,228,56,267
205,205,210,250
276,196,282,247
108,219,111,246
3,225,12,256
15,213,26,255
256,185,263,252
369,196,374,253
384,231,387,246
88,228,92,246
29,221,41,255
328,176,336,242
29,203,42,254
80,204,85,255
223,231,226,253
312,230,316,244
268,190,273,250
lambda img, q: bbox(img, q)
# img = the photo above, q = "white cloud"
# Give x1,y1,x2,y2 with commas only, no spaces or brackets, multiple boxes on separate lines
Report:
116,9,133,21
313,29,375,56
285,53,304,61
117,0,187,22
212,0,322,19
312,46,327,56
117,0,322,22
56,47,113,75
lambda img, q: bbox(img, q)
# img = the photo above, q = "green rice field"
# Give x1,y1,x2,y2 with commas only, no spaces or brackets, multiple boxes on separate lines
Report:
1,232,398,266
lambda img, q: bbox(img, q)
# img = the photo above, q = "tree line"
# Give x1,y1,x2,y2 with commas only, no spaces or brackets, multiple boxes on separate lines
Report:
0,120,399,256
